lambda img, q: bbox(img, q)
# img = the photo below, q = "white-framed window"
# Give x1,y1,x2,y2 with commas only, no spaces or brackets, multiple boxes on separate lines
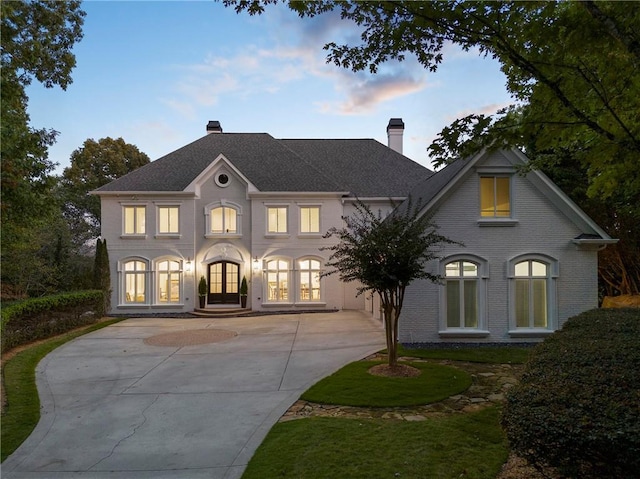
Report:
445,260,479,328
157,206,180,235
122,259,148,303
211,206,237,234
508,254,558,334
298,258,322,301
267,206,288,234
265,259,289,302
299,206,320,234
123,205,146,235
156,259,182,304
205,201,242,237
439,255,489,337
480,176,511,217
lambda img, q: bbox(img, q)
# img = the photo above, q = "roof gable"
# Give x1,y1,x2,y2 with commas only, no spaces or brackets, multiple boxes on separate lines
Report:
398,148,613,240
94,133,433,197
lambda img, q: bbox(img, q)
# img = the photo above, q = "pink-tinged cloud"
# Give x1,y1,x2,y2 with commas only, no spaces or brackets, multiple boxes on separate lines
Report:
446,102,513,122
321,73,428,115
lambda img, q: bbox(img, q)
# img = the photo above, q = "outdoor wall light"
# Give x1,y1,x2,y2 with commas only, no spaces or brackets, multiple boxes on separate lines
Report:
253,256,260,271
185,258,192,273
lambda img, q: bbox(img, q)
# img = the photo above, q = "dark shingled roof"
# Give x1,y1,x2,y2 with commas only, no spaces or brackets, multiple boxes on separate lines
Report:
95,133,433,196
393,158,469,217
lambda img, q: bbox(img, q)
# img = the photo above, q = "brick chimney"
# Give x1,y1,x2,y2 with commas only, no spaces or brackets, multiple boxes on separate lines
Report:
206,120,223,134
386,118,404,154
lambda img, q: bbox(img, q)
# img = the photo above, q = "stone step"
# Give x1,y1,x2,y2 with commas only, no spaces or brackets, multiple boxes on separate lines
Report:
190,308,254,318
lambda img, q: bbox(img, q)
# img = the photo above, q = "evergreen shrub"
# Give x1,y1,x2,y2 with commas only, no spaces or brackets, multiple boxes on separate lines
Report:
0,290,104,352
501,308,640,478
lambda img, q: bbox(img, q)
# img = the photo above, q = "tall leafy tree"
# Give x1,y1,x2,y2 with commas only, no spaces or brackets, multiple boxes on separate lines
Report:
1,0,85,295
226,0,640,294
61,137,150,240
1,0,85,224
323,200,458,368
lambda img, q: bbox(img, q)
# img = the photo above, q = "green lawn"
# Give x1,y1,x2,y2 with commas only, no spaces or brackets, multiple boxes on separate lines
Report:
399,344,531,364
1,318,126,462
302,360,472,407
243,406,509,479
243,345,527,478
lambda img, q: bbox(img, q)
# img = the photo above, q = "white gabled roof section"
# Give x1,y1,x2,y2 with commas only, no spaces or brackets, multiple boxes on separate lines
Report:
184,154,259,196
508,149,616,242
413,148,616,244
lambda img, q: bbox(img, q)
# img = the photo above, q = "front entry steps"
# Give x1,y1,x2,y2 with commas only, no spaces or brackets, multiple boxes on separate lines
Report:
191,307,253,318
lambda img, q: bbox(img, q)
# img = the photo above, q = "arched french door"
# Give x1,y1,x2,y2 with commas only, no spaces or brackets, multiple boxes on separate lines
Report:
208,261,240,304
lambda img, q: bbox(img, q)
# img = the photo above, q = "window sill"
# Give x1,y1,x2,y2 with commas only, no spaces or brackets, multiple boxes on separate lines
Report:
205,233,242,239
117,304,150,308
264,234,290,239
294,302,326,307
438,329,490,338
155,234,181,239
120,234,148,240
152,304,185,308
477,219,518,227
508,328,555,338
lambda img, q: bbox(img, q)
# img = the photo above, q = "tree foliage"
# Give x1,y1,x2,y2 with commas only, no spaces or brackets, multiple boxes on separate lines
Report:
1,0,85,296
225,0,640,295
61,137,150,239
322,200,459,367
1,0,85,226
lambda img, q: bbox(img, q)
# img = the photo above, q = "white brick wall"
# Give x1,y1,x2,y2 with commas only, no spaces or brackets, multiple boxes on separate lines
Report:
399,151,599,344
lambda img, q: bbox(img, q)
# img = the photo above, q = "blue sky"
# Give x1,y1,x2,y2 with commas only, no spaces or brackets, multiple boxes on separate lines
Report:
26,1,513,175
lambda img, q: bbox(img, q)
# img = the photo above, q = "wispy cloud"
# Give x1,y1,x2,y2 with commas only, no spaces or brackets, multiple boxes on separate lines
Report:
165,7,430,119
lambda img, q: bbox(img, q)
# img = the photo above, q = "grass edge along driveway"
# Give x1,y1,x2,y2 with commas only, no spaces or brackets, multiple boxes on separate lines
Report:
1,318,126,462
242,347,530,479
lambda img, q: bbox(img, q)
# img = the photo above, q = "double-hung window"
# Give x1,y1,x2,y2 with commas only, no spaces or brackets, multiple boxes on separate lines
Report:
480,176,511,217
123,206,146,235
158,206,179,235
267,207,288,234
299,206,320,234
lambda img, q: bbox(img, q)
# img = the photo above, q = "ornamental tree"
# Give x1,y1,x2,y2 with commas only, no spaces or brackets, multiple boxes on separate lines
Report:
322,200,459,368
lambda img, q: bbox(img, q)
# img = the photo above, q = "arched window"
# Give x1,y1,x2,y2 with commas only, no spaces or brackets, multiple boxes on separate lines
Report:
266,259,289,302
444,260,479,328
157,259,181,303
205,201,242,237
508,254,558,334
299,258,321,301
514,260,549,328
123,259,147,303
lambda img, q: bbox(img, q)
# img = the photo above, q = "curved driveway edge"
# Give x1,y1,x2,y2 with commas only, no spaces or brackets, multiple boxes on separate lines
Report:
2,311,385,479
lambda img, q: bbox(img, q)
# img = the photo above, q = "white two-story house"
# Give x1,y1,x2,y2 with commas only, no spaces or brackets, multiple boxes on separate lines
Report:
94,119,616,343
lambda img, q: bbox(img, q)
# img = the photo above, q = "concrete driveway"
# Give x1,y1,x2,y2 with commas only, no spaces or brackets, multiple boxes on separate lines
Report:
3,311,384,479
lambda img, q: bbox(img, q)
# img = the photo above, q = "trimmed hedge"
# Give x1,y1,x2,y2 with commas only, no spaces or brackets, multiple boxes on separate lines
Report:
501,308,640,478
1,290,104,353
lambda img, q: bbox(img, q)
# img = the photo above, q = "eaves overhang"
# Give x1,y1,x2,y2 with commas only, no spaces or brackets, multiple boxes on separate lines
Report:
90,190,197,197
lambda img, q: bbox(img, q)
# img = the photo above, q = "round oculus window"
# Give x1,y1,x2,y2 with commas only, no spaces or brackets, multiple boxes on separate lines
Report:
215,173,230,187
